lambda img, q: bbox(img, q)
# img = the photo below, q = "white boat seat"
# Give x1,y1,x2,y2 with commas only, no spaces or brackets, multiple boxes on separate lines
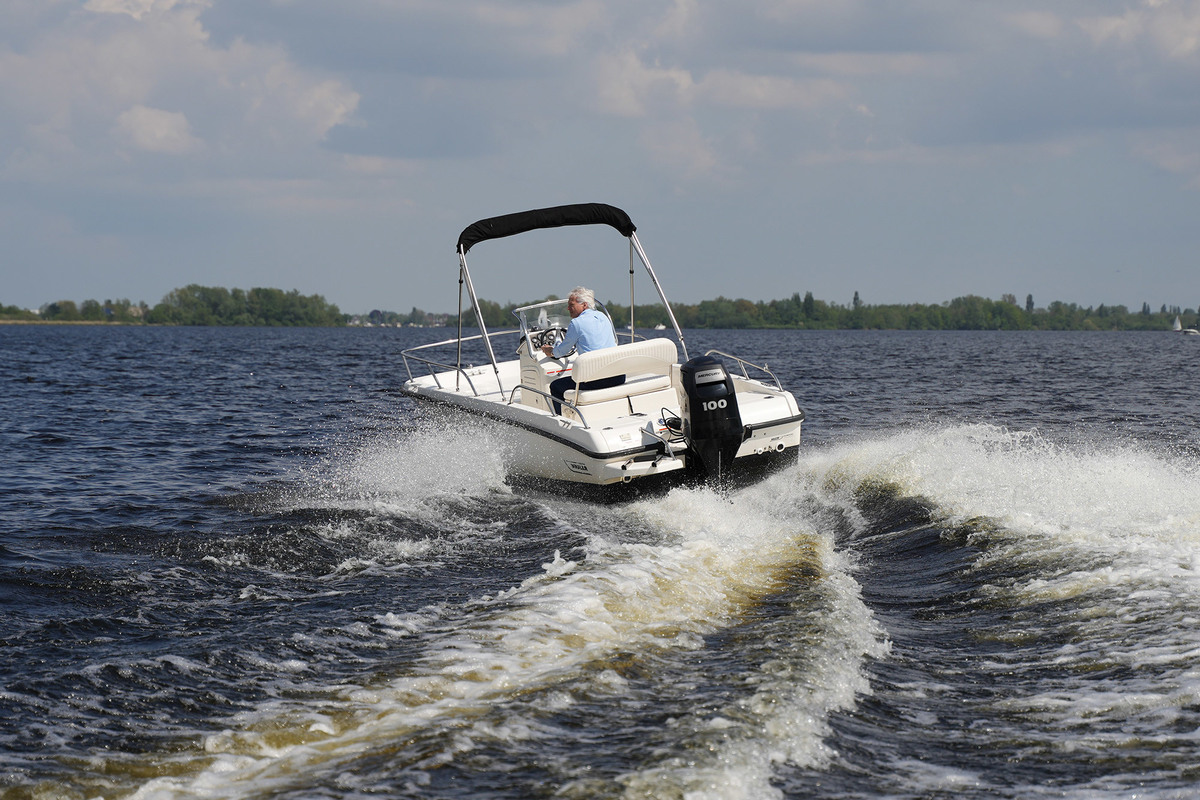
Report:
564,338,678,408
566,373,672,406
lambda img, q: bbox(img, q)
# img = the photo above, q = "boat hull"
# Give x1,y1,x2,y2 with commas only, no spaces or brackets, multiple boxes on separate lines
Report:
400,359,802,488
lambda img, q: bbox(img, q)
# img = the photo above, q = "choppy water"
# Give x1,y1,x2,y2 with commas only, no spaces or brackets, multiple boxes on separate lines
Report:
3,325,1200,799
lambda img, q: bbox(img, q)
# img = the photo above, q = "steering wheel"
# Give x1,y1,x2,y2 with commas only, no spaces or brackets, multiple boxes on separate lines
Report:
523,326,573,357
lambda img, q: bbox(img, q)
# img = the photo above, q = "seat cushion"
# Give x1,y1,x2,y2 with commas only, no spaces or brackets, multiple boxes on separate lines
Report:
570,339,678,384
566,373,672,406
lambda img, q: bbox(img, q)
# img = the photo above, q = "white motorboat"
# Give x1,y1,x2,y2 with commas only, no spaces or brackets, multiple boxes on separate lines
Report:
400,203,804,489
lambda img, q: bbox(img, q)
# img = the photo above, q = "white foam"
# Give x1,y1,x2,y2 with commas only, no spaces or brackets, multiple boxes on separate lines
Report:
154,655,207,675
884,758,989,794
800,423,1200,788
116,474,886,798
284,414,511,523
801,425,1200,598
806,424,1200,542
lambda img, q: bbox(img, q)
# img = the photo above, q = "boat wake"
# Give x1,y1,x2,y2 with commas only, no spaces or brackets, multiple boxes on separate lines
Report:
62,422,882,800
788,423,1200,798
39,421,1200,799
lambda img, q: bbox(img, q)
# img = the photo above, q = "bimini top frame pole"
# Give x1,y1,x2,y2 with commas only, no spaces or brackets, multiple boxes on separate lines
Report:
457,245,504,395
629,231,688,361
627,239,636,344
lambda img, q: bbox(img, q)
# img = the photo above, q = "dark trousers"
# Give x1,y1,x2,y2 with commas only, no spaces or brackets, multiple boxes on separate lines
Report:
549,375,625,415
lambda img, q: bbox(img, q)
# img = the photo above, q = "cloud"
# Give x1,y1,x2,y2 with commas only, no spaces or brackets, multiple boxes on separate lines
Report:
84,0,192,21
247,65,360,144
594,50,695,117
1134,128,1200,187
640,118,719,178
113,105,202,153
0,0,359,183
1080,0,1200,60
697,70,846,110
1007,11,1066,39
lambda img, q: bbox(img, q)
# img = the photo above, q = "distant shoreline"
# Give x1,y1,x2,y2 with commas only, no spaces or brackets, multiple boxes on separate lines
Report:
1,319,1185,332
8,284,1195,331
0,319,133,325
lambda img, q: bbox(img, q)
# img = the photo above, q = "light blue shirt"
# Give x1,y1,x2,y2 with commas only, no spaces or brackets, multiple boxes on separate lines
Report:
552,308,616,357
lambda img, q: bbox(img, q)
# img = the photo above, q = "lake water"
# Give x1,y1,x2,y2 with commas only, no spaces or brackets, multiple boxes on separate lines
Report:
3,325,1200,799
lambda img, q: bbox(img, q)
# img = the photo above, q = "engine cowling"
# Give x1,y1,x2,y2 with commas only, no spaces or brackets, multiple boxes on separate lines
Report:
679,354,746,481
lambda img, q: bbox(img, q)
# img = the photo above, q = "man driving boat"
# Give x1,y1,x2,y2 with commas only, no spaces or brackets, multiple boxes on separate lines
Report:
542,286,624,413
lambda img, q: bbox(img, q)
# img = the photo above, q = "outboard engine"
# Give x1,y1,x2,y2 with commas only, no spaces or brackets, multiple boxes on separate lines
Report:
679,354,746,481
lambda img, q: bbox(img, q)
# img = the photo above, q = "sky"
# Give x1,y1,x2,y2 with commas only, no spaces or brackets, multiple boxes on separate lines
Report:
3,0,1200,315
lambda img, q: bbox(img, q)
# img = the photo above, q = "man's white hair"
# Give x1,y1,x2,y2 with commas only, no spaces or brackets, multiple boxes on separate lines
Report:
570,286,595,309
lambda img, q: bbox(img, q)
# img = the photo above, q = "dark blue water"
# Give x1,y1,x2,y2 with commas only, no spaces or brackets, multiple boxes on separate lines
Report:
3,325,1199,799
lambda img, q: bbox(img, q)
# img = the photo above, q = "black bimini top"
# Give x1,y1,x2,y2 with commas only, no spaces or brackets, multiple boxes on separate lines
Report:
456,203,636,254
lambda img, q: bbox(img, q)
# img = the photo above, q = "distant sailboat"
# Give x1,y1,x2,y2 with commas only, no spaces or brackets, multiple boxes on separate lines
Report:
1173,315,1199,335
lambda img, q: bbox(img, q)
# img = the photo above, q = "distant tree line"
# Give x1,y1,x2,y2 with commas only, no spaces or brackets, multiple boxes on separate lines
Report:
462,292,1199,332
6,288,1198,331
3,285,343,326
146,285,342,326
3,298,149,323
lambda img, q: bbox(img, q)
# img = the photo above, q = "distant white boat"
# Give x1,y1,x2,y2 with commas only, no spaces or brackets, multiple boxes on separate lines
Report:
1173,315,1199,335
